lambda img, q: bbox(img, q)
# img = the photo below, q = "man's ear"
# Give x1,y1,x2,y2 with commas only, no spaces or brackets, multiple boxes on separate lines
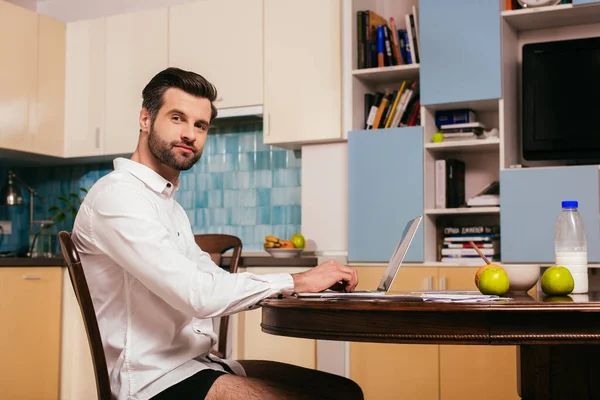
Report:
139,108,151,134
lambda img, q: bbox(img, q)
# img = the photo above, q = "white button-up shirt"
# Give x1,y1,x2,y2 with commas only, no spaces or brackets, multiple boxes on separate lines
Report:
72,158,295,400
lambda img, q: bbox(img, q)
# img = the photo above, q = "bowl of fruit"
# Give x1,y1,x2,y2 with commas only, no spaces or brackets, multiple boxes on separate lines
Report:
264,234,305,258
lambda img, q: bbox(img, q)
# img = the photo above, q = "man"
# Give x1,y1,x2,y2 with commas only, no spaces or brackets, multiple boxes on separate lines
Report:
72,67,363,400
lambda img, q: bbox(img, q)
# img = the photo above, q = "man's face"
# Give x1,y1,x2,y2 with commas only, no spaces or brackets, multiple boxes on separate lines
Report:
147,88,212,171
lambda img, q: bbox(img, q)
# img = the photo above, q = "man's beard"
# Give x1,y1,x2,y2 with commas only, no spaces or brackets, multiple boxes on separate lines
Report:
148,125,202,171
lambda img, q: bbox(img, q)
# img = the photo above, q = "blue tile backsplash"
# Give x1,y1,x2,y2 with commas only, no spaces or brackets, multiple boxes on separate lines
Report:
0,122,301,254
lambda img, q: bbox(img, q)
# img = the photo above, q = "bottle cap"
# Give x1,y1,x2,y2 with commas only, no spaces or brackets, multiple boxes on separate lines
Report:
562,200,578,208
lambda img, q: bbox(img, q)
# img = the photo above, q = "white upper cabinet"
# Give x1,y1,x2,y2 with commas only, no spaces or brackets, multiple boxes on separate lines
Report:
263,0,342,147
34,15,66,157
169,0,263,111
64,17,106,158
0,1,38,153
105,8,169,155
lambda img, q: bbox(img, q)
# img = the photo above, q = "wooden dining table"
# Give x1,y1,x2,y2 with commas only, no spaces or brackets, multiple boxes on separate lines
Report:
260,291,600,400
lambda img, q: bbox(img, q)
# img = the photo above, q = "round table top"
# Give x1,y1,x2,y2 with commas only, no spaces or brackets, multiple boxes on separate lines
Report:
259,291,600,345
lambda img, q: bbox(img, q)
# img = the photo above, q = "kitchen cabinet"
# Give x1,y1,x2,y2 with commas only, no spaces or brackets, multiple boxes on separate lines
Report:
237,267,316,369
34,14,66,157
419,0,501,106
349,266,519,400
0,267,62,400
350,266,439,400
437,267,519,400
60,268,97,400
105,8,168,155
348,127,424,263
169,0,263,111
500,166,600,263
0,1,38,153
64,17,106,158
263,0,341,148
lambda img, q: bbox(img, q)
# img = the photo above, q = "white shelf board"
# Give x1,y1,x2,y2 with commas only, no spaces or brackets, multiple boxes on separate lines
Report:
425,207,500,215
423,98,499,113
425,138,500,152
352,64,420,85
502,3,600,31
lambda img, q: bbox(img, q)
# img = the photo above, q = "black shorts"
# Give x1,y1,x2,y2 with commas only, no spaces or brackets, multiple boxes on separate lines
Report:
151,369,228,400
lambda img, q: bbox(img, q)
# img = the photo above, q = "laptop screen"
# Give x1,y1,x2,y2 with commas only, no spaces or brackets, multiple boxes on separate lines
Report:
376,216,422,292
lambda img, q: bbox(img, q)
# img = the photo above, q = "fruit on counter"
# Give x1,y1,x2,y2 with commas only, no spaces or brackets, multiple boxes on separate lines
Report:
264,234,306,249
279,240,295,249
541,265,574,296
290,233,306,249
477,266,510,296
474,264,497,288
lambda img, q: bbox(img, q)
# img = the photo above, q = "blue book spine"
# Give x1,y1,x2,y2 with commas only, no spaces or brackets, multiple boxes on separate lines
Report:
402,30,412,64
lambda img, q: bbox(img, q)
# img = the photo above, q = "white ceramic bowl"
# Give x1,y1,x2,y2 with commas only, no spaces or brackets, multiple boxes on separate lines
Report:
499,263,541,293
265,248,303,258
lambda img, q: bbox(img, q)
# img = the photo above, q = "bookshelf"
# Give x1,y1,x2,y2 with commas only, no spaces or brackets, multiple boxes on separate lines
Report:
425,207,500,215
346,0,503,263
502,3,600,31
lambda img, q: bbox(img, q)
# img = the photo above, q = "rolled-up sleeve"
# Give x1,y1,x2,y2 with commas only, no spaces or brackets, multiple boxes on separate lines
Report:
89,184,295,319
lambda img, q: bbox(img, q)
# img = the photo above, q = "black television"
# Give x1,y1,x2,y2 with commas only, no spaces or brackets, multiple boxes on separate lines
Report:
522,36,600,165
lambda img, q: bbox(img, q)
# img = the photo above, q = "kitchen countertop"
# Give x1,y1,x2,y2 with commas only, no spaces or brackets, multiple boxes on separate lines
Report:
0,253,320,268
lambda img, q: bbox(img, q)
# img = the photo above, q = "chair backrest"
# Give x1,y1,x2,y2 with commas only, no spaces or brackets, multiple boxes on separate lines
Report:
193,233,243,358
57,231,112,400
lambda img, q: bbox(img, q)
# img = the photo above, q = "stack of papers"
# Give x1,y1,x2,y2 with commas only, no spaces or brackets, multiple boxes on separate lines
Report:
407,291,511,303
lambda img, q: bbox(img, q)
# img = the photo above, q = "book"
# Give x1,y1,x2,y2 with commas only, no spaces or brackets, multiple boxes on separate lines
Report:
435,159,466,208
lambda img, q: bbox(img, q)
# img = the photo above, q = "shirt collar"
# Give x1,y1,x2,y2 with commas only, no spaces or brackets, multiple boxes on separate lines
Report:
113,158,179,196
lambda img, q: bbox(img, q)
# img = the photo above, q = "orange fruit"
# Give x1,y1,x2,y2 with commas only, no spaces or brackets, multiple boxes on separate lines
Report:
279,240,295,249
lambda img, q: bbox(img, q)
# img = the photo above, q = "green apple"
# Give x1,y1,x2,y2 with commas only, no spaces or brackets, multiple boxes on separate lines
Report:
290,233,306,249
541,266,574,296
478,266,510,296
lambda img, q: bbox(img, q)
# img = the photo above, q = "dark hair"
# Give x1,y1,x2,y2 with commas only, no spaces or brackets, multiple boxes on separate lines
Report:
142,67,218,124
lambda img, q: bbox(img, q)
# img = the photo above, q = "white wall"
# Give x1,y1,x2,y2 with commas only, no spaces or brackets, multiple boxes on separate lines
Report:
301,142,348,255
35,0,200,21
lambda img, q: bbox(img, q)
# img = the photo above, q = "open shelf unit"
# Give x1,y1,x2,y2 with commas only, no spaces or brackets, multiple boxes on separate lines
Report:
348,0,422,133
502,3,600,31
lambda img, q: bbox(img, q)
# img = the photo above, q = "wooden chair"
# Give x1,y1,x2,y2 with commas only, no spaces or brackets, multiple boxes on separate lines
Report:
57,231,113,400
193,233,243,359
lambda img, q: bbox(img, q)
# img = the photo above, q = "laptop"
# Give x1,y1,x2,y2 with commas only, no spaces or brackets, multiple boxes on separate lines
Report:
295,216,423,299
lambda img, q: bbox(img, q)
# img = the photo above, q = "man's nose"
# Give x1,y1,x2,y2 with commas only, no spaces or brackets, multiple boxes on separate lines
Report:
181,124,196,142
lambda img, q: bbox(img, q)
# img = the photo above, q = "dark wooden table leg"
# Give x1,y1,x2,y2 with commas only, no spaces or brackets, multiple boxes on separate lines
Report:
519,345,600,400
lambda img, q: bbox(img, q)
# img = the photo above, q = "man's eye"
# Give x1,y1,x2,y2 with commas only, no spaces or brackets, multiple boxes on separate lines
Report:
172,116,181,122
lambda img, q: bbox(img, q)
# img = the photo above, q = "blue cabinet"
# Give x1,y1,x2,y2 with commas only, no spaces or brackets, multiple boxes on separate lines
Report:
419,0,501,106
348,127,424,262
573,0,600,5
500,166,600,263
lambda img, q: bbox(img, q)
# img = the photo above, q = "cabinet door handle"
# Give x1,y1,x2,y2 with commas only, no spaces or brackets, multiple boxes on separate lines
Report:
264,112,270,136
425,276,433,291
22,275,42,280
439,276,447,291
95,128,100,148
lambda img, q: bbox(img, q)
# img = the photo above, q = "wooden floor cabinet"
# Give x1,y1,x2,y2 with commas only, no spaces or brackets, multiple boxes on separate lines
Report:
349,266,520,400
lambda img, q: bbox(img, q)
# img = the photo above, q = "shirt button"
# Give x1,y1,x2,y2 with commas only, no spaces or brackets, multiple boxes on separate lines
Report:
166,183,172,188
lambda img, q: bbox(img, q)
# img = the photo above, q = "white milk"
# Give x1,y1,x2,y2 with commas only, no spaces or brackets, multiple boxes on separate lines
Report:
555,251,588,294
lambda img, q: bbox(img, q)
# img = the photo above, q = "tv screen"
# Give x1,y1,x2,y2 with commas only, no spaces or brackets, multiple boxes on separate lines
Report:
522,36,600,163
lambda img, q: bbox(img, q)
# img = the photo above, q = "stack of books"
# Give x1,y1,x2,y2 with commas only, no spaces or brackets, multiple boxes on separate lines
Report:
439,122,487,142
356,7,420,69
364,81,420,130
440,225,500,264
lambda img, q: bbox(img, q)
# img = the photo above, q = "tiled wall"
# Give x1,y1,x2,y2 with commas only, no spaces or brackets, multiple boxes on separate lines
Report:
0,122,301,254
